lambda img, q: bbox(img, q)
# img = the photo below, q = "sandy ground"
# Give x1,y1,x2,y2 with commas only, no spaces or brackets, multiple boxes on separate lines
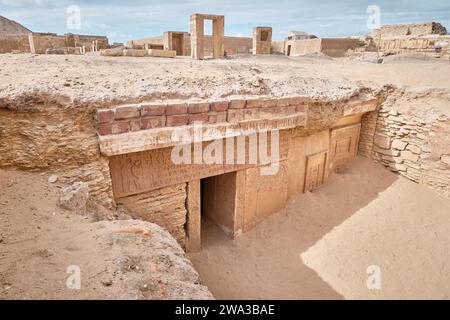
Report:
1,54,450,104
0,169,212,300
189,157,450,300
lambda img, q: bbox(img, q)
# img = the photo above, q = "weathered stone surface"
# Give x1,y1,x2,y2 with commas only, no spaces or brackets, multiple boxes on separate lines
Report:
229,100,246,109
374,146,399,157
392,139,408,150
116,183,187,246
441,155,450,165
407,144,422,154
141,104,166,116
166,103,187,115
210,101,229,112
147,49,176,58
401,150,420,162
188,102,210,114
374,134,391,149
58,181,89,215
115,106,140,120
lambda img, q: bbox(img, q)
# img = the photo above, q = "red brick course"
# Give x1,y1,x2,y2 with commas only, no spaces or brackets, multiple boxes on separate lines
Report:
166,103,188,115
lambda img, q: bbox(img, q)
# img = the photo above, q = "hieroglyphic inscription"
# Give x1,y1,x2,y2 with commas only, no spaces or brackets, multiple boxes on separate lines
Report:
110,133,290,198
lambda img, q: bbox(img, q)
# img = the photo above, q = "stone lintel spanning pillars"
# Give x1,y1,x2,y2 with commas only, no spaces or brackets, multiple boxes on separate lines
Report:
190,13,225,59
253,26,273,55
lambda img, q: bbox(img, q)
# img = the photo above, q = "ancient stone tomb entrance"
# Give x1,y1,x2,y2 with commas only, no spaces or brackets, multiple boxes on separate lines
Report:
201,172,238,237
185,171,242,252
190,13,224,59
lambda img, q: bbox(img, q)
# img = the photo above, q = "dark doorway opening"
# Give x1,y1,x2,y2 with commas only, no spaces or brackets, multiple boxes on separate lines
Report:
200,172,238,238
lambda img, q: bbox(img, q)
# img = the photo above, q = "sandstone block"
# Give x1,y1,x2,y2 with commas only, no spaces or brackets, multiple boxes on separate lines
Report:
98,123,112,135
188,113,209,124
58,182,89,215
227,109,244,122
111,121,130,134
141,104,166,116
141,116,166,130
374,147,399,157
166,103,187,115
391,139,408,150
100,47,125,57
406,144,422,154
97,109,115,123
129,119,141,132
210,101,229,112
148,49,176,58
229,100,246,109
401,150,419,162
123,49,148,57
374,134,391,149
167,115,189,126
115,106,140,120
208,112,227,124
441,155,450,165
188,102,210,114
295,105,307,113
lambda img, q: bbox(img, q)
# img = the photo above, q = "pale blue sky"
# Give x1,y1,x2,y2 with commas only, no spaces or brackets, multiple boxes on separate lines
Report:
1,0,449,42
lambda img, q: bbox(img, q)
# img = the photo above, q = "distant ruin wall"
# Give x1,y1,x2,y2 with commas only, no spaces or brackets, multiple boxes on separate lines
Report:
0,34,30,53
321,38,361,57
28,32,109,54
285,38,322,56
372,22,447,38
375,35,450,55
359,90,450,197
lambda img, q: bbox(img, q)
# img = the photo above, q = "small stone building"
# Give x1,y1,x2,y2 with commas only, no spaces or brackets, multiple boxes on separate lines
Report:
253,27,272,54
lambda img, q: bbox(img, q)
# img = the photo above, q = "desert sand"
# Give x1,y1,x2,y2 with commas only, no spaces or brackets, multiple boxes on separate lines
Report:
1,54,449,105
189,157,450,299
0,169,212,300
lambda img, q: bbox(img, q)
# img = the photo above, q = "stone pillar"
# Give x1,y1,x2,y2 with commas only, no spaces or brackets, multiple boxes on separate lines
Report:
186,180,201,252
190,14,204,60
212,16,225,59
252,27,272,55
190,14,225,59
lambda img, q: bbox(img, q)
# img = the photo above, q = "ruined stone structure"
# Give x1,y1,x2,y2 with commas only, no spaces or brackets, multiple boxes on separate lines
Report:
371,22,447,38
0,15,32,53
253,27,272,54
95,95,378,250
359,91,450,197
29,32,108,54
127,37,164,50
190,14,224,59
282,37,361,57
163,31,191,56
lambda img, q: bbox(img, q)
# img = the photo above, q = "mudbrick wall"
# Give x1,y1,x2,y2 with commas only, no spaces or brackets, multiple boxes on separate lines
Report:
359,88,450,197
96,98,307,136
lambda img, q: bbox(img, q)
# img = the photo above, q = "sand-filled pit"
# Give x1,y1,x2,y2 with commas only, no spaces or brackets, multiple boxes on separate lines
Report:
189,157,450,299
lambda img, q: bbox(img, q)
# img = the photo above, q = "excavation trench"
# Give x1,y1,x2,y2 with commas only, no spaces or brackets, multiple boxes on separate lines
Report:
1,82,449,299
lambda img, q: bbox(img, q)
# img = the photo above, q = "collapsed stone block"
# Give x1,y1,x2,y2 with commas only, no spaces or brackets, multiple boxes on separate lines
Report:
58,182,89,215
123,49,148,57
148,49,176,58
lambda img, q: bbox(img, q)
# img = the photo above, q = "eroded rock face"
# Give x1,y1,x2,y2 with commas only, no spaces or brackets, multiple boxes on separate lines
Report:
58,181,89,215
96,220,214,300
359,89,450,197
